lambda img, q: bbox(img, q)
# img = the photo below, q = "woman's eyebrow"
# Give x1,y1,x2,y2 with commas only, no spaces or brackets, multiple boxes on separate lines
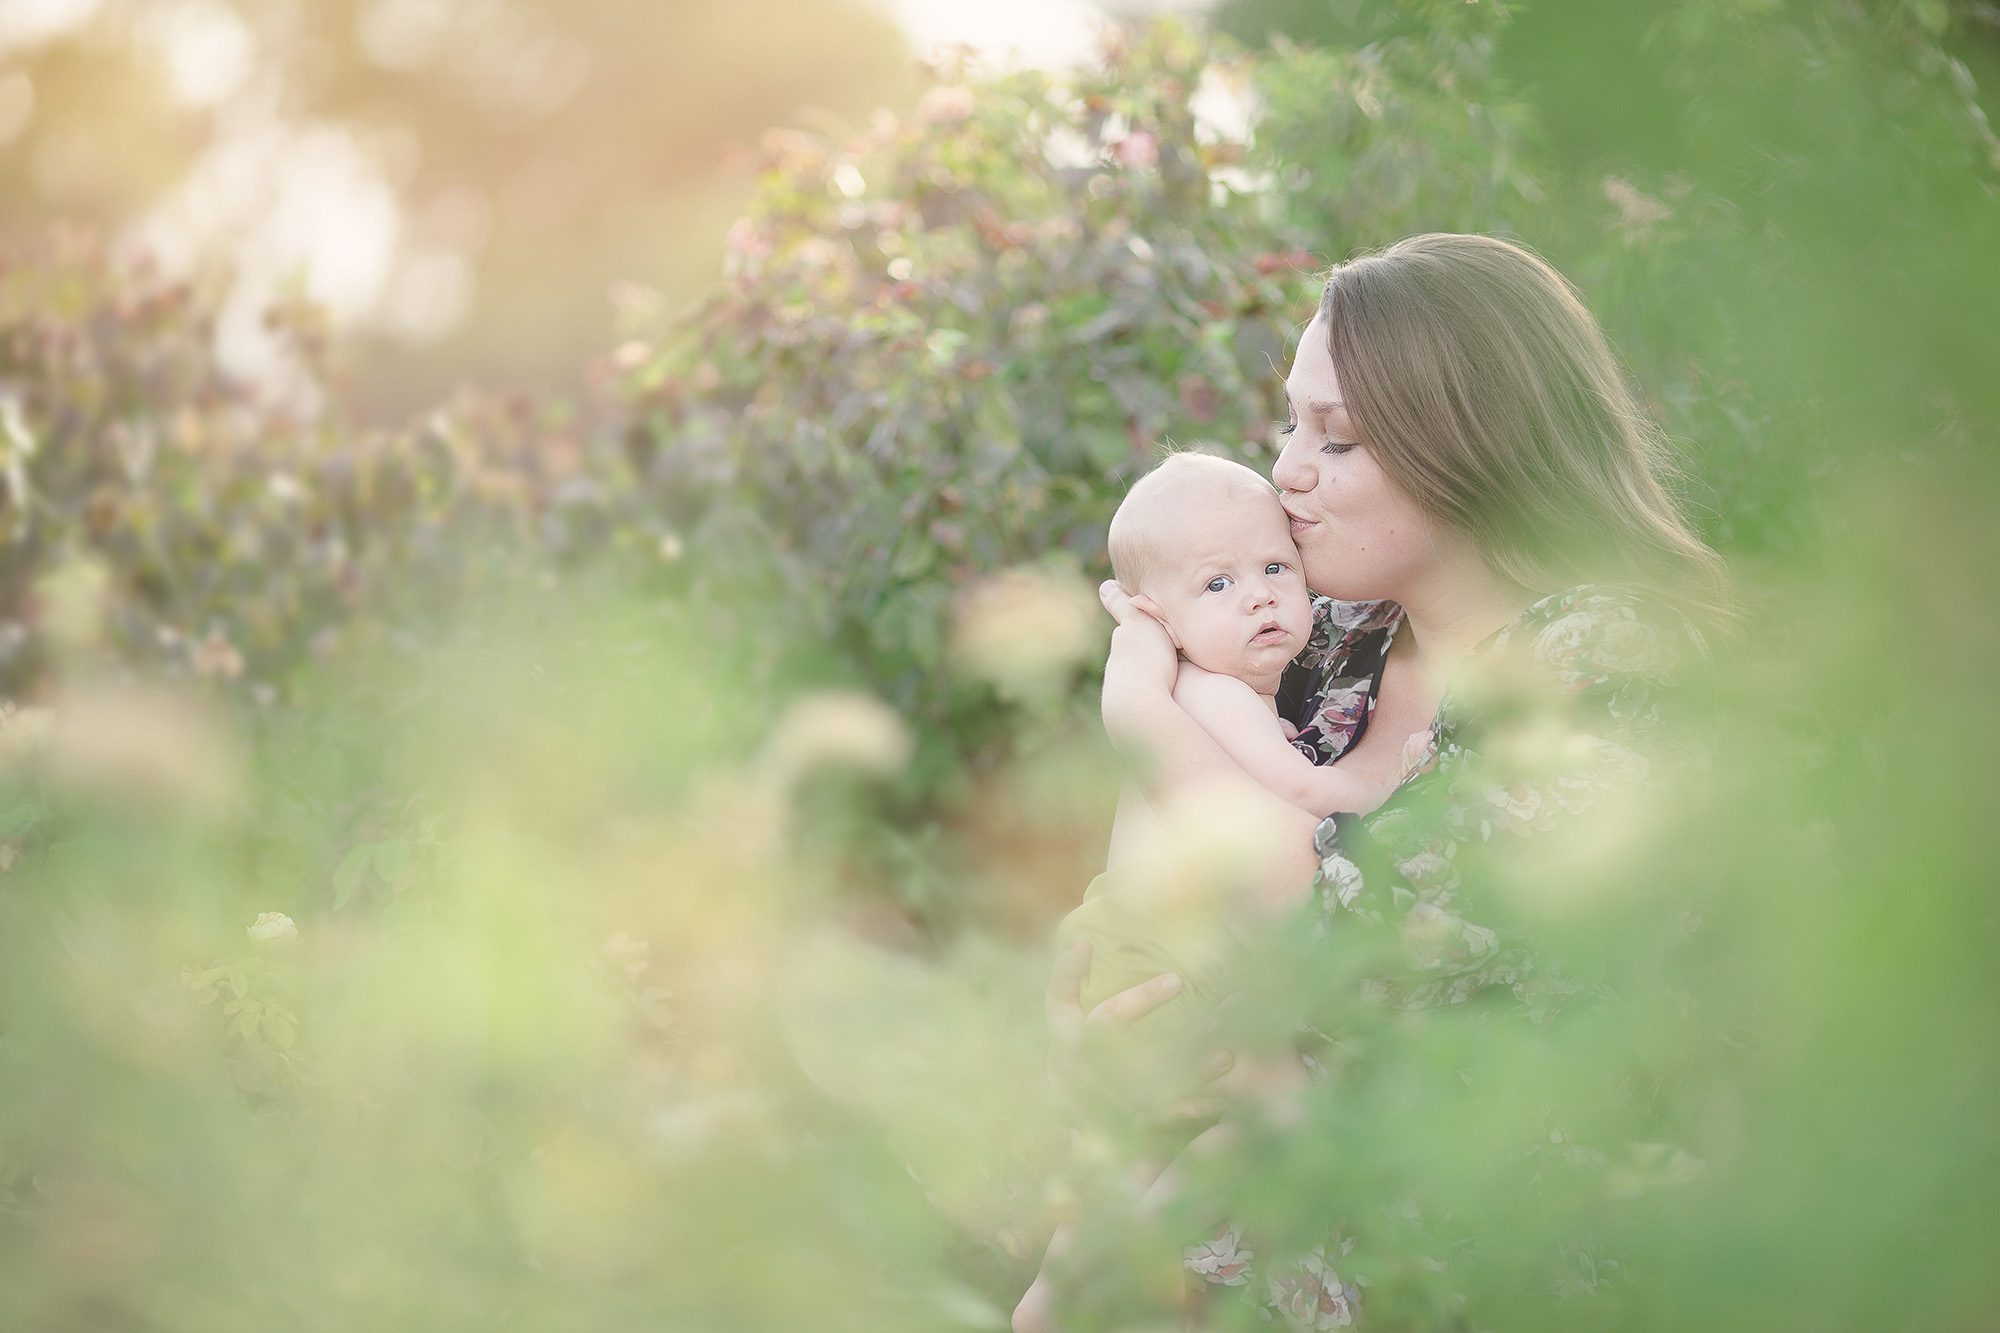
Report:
1277,377,1344,414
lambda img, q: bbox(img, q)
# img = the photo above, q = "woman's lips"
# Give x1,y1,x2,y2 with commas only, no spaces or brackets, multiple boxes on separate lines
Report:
1284,508,1316,535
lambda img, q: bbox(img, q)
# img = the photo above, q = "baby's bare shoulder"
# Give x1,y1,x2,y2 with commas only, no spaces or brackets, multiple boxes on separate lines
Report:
1172,660,1253,697
1172,662,1274,724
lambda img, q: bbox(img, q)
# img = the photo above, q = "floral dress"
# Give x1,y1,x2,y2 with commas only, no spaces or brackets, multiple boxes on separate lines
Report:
1279,597,1406,771
1179,585,1709,1329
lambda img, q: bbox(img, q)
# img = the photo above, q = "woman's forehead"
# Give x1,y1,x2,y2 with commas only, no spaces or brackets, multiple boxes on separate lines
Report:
1286,316,1344,408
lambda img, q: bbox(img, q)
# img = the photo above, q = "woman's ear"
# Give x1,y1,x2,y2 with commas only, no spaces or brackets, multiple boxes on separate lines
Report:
1129,594,1182,651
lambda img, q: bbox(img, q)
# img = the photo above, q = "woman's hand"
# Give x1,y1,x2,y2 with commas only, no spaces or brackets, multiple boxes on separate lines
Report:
1098,581,1180,742
1045,939,1235,1126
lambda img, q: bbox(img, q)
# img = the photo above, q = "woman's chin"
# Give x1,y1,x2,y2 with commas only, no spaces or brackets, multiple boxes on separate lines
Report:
1305,573,1377,603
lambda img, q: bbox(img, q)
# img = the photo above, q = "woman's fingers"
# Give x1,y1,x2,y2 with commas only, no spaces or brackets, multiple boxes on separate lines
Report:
1046,949,1243,1125
1154,1050,1237,1122
1084,971,1182,1029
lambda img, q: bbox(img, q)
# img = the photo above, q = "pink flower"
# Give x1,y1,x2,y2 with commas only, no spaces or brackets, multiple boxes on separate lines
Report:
724,218,772,261
192,629,245,681
917,84,974,125
1264,1246,1358,1328
1183,1223,1253,1287
1115,131,1159,169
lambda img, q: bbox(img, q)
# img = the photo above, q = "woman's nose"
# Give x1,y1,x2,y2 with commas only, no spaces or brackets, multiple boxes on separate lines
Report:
1271,435,1314,495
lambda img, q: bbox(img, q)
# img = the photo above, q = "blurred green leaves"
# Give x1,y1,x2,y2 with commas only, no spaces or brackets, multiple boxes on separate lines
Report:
2,4,1998,1329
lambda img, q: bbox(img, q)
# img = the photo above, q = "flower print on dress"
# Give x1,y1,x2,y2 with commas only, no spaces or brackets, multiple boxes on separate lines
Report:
1484,780,1563,835
1532,600,1681,688
1400,901,1502,970
1284,597,1404,765
1293,680,1374,761
1397,724,1439,782
1502,587,1704,693
1550,738,1650,814
1184,1223,1255,1287
1292,596,1401,677
1196,584,1704,1321
1313,682,1374,741
1317,849,1366,911
1263,1245,1360,1329
1394,848,1459,897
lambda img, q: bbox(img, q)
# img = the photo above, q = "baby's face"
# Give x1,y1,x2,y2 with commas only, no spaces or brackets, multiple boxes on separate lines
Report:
1141,488,1313,694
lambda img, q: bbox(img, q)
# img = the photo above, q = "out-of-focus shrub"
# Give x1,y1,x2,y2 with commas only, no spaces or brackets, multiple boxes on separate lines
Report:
2,12,1999,1327
0,229,649,701
620,26,1308,724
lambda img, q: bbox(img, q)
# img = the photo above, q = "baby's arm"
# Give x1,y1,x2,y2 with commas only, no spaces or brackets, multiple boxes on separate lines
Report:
1172,663,1390,819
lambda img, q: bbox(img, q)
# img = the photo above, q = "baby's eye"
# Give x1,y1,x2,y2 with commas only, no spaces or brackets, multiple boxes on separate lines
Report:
1265,562,1289,576
1205,576,1231,594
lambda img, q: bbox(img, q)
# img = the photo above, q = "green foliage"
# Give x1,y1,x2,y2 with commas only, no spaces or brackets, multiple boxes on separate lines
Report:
2,6,1999,1330
0,233,661,698
624,28,1310,723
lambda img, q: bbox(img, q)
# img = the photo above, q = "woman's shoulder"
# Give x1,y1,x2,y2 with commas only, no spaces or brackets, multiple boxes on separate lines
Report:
1484,583,1709,691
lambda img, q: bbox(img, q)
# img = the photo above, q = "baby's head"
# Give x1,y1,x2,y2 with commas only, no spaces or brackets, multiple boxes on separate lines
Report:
1108,452,1314,693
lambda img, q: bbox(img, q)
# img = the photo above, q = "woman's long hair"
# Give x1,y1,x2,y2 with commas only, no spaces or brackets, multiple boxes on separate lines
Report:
1320,233,1737,634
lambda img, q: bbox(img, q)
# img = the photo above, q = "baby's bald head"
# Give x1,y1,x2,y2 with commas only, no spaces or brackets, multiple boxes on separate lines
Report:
1108,452,1285,596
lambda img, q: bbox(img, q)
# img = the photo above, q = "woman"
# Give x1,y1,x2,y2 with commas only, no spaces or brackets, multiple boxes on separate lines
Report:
1028,233,1731,1327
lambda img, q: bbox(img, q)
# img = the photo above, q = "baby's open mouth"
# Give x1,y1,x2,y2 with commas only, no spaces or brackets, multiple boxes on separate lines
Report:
1249,622,1291,645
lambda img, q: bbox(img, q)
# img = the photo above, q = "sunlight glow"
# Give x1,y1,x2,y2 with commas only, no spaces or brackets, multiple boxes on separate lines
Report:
144,0,253,106
0,0,103,55
878,0,1105,68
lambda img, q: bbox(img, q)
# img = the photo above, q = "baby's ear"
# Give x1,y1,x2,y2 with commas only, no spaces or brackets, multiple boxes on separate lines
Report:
1129,594,1182,651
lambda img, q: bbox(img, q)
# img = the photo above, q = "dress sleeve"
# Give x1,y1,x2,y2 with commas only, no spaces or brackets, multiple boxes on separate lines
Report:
1310,587,1706,1016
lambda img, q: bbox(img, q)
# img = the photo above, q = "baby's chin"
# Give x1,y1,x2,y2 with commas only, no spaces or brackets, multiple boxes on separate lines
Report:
1184,648,1292,695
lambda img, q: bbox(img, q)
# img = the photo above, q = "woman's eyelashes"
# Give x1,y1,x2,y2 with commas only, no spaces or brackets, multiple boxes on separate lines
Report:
1277,416,1355,455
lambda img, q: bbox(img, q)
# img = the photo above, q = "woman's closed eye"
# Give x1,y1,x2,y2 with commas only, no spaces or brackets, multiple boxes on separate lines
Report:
1278,416,1355,455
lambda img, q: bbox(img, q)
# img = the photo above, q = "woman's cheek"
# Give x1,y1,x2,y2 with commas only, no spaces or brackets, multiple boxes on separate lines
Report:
1302,534,1367,599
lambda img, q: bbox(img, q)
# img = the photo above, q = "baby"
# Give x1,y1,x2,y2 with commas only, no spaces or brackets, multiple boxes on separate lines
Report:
1015,455,1387,1331
1058,451,1387,1029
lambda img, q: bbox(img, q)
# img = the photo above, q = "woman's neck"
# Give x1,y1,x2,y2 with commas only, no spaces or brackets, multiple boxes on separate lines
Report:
1391,559,1539,693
